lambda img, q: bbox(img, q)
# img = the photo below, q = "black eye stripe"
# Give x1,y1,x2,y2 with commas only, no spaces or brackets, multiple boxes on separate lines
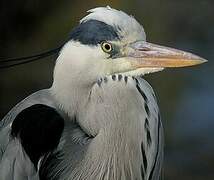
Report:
69,20,119,45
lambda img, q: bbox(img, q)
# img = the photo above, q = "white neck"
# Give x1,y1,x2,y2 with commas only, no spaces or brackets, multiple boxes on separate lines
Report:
51,41,109,117
70,104,145,180
67,77,147,180
50,42,154,180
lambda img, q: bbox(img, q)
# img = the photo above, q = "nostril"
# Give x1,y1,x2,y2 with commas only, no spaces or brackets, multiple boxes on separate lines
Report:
139,47,150,51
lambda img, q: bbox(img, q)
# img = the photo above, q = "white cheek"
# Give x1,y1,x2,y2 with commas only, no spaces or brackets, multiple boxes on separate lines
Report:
108,58,133,74
59,41,107,62
54,41,112,84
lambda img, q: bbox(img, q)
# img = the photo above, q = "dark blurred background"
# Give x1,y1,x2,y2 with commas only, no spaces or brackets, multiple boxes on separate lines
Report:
0,0,213,179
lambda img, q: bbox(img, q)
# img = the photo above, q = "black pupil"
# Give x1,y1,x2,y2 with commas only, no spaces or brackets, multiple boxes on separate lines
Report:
105,44,111,51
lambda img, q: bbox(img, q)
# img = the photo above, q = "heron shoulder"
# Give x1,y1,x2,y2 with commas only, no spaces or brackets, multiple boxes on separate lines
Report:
11,104,64,168
0,102,65,180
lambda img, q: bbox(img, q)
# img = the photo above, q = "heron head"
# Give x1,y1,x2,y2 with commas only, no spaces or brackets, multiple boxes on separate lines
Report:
54,7,206,84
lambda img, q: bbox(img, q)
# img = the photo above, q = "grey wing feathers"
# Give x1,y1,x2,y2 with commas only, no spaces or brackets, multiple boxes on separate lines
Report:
0,139,39,180
135,77,164,180
0,89,90,180
0,90,65,180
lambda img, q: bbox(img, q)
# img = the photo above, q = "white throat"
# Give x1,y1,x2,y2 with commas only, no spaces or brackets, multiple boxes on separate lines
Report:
51,41,109,117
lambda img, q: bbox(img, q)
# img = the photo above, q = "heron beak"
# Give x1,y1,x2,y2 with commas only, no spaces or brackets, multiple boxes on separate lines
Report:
126,41,207,68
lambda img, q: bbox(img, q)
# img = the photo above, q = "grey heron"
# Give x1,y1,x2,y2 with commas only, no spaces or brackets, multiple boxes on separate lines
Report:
0,6,206,180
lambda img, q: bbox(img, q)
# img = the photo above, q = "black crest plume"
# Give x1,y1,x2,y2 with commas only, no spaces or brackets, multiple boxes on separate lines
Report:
0,46,62,69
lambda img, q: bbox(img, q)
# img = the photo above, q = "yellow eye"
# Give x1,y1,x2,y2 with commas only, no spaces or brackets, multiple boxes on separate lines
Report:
101,42,113,53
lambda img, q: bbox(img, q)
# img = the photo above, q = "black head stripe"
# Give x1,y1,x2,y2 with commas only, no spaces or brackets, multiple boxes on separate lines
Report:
69,20,120,45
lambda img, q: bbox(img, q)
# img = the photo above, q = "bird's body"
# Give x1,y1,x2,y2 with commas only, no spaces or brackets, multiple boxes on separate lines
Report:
0,6,205,180
0,76,163,180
